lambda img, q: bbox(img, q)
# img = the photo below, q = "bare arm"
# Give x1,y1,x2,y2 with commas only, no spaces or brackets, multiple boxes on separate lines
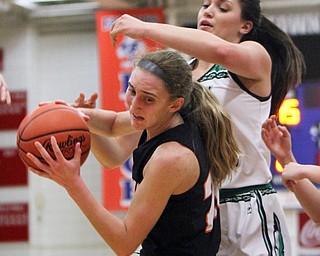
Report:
110,15,271,83
80,108,142,168
71,93,141,168
283,163,320,184
90,132,140,169
27,138,197,255
288,176,320,224
283,163,320,223
72,92,136,137
83,109,142,168
80,108,136,137
262,116,320,223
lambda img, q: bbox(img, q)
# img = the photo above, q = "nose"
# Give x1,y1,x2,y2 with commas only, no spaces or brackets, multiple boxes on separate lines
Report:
203,4,214,18
130,95,141,112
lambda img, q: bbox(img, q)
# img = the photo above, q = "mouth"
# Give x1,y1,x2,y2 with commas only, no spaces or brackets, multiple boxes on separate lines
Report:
132,113,144,121
199,20,213,29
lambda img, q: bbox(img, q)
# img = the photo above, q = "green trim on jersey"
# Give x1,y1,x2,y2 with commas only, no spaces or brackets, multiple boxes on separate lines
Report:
198,64,229,82
220,182,275,203
220,183,285,256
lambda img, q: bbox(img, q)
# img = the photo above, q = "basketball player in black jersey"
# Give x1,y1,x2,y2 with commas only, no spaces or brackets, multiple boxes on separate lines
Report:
27,50,239,255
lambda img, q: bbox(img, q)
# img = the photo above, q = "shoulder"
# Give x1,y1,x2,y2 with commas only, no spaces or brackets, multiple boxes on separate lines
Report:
240,40,266,51
143,141,200,193
233,41,272,96
239,41,271,62
151,141,197,170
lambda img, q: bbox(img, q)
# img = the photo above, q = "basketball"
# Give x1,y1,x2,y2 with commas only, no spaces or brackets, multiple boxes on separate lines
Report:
16,103,91,170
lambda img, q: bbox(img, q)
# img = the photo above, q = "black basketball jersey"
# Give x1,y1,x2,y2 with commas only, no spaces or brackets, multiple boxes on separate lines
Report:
132,123,221,256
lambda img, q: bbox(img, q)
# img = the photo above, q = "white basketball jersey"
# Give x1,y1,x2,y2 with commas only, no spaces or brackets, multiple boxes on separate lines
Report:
197,63,272,188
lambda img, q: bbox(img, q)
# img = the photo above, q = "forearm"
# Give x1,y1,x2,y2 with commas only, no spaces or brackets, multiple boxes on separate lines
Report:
90,133,128,169
143,23,226,63
293,179,320,224
67,178,140,255
80,108,134,137
90,132,140,169
304,165,320,184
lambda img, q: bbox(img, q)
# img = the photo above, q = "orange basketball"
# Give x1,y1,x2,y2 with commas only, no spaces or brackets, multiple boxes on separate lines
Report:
16,103,91,170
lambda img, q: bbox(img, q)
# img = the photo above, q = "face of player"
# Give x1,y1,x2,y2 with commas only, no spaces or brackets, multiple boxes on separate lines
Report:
197,0,248,43
126,67,182,138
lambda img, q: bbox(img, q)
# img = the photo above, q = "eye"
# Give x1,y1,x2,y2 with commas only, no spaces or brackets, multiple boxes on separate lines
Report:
219,6,228,12
127,86,136,96
219,3,230,12
144,97,154,104
202,0,211,9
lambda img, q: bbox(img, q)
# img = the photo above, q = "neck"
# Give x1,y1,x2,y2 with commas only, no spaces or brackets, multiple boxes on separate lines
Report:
147,113,184,140
192,60,213,80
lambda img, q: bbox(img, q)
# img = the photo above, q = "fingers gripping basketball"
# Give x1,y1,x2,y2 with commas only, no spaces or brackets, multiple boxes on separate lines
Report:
16,103,91,170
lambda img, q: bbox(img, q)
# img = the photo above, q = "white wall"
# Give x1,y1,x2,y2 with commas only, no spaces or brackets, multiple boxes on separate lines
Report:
0,4,319,256
0,18,117,256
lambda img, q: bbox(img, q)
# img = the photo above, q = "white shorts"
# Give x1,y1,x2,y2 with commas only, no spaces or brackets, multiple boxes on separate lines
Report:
217,183,291,256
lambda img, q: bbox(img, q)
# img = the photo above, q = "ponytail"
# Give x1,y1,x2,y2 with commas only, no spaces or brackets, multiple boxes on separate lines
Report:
185,82,240,185
139,50,240,185
243,15,306,116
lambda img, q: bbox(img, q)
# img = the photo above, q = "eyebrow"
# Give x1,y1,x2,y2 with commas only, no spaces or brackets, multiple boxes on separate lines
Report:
128,82,158,98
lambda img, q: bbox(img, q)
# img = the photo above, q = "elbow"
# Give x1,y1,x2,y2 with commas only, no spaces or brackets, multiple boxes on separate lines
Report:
115,251,135,256
310,216,320,225
97,158,120,170
111,244,140,256
303,210,320,225
113,250,131,256
211,45,230,63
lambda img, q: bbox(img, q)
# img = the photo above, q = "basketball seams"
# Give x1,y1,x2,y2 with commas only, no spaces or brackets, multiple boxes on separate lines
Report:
17,104,91,168
18,147,90,159
18,129,90,142
19,106,85,136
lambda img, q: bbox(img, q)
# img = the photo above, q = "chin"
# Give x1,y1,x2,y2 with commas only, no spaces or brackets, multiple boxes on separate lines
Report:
131,121,144,131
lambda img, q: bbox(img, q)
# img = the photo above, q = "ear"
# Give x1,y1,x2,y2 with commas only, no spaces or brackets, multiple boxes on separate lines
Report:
169,97,185,113
240,20,253,35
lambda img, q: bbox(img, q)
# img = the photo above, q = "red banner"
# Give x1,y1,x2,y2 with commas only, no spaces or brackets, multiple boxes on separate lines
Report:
0,91,27,130
0,203,28,242
96,8,164,211
0,147,27,186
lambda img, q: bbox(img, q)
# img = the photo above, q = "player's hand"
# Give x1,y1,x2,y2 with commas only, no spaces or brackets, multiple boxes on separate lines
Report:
282,178,297,192
0,73,11,104
110,14,145,46
27,136,81,189
282,162,305,181
71,92,98,109
38,100,90,122
261,115,293,165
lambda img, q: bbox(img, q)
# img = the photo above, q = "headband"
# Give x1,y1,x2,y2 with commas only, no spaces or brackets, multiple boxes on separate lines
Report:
138,59,174,87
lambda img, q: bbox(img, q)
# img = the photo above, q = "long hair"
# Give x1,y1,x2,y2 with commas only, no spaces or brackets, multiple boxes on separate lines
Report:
139,50,240,185
240,0,306,116
186,82,240,185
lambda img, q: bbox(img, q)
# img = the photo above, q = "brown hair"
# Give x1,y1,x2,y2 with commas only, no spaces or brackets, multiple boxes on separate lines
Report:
138,50,240,185
239,0,306,115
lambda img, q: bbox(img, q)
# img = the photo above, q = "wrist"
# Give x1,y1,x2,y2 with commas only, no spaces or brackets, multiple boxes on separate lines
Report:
66,176,86,198
277,152,296,167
